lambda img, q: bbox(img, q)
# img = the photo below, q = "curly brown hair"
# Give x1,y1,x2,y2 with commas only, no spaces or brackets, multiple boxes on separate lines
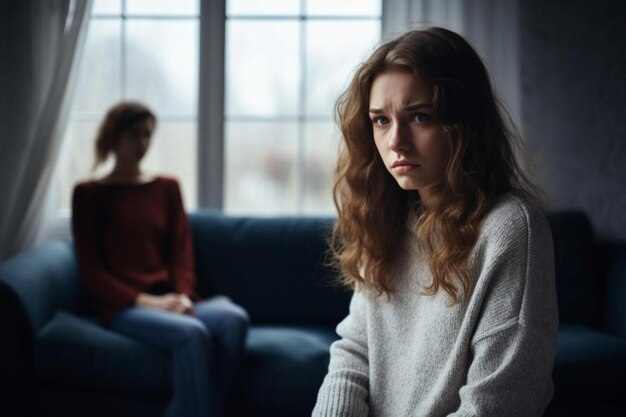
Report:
92,101,156,171
331,27,546,303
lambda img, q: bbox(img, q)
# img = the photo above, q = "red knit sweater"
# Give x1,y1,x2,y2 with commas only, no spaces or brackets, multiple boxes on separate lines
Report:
71,176,197,323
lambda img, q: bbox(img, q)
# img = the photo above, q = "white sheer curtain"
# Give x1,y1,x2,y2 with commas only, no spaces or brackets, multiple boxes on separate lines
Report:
382,0,521,127
0,0,92,260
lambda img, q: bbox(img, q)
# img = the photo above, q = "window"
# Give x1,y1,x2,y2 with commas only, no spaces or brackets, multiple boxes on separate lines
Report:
59,0,381,216
58,0,200,212
224,0,381,215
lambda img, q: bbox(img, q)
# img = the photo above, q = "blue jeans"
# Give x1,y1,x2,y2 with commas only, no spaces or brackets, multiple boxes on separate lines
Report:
109,295,249,417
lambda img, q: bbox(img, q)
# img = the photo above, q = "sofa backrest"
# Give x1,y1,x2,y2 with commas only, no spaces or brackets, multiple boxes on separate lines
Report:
189,211,352,326
604,242,626,337
0,209,609,333
190,210,604,327
546,211,599,326
0,241,84,336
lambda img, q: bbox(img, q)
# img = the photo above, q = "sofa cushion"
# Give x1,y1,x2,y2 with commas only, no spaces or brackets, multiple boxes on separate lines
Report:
35,312,171,396
190,212,352,326
36,312,338,415
552,324,626,406
230,325,337,416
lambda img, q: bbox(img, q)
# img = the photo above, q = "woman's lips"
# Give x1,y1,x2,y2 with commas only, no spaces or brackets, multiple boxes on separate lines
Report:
392,161,420,173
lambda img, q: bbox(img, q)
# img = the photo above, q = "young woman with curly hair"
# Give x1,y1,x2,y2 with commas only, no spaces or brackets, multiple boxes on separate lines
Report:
313,27,558,417
71,101,249,417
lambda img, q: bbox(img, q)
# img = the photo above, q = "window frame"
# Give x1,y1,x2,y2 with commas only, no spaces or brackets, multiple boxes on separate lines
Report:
198,0,225,209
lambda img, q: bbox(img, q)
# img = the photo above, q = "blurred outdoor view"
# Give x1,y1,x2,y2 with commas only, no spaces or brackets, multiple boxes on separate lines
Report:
59,0,381,215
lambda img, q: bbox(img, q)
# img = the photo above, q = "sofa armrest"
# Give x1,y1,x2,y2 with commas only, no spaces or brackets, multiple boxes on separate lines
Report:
605,242,626,339
0,240,85,414
0,240,81,338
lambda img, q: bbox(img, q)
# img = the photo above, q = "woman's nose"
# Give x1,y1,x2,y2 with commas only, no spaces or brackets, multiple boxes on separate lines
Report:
388,122,410,152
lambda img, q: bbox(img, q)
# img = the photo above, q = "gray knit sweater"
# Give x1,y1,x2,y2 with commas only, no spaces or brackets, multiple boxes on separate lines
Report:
312,193,559,417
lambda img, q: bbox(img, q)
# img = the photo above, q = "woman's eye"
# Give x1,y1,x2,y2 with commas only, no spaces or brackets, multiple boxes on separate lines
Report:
372,117,389,126
413,113,432,123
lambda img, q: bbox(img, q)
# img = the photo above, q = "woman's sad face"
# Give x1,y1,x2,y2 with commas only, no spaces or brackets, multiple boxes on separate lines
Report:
369,71,448,203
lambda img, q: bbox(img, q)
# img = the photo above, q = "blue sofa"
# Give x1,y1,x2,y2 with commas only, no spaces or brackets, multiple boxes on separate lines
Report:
0,210,624,416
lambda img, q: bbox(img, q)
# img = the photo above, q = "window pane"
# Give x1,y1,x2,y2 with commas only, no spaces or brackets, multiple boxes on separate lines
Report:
126,0,199,16
225,122,298,214
141,121,198,210
72,20,121,113
92,0,121,15
306,0,381,16
306,20,380,116
226,21,300,117
126,20,199,116
227,0,300,16
58,120,101,211
303,121,340,215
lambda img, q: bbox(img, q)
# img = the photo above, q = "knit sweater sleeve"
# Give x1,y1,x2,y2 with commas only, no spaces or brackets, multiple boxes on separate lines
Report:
166,179,197,299
448,201,558,417
312,289,370,417
71,184,140,309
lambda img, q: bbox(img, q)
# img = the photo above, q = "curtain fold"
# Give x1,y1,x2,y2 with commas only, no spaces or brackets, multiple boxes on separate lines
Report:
0,0,92,260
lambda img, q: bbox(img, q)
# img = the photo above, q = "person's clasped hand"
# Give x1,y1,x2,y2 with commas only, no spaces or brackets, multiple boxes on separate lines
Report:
136,293,194,315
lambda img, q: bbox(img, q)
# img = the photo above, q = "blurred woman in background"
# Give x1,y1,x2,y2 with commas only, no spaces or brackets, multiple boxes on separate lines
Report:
71,101,249,417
